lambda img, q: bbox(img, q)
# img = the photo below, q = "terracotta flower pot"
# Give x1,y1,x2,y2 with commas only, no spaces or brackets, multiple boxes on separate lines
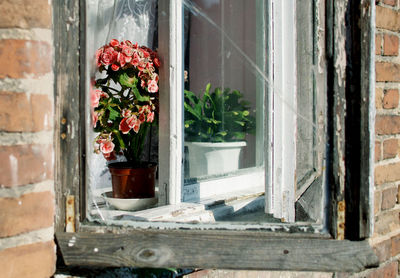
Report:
108,162,157,199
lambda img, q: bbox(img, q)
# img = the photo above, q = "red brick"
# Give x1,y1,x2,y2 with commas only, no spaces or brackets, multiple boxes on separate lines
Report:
383,34,399,56
375,162,400,185
391,234,400,256
0,144,53,187
382,187,398,210
374,239,392,262
0,92,52,132
376,34,383,55
0,241,55,278
383,89,399,109
376,141,382,162
383,139,399,159
376,88,384,109
375,115,400,135
0,40,52,79
376,62,400,82
374,209,400,235
0,191,54,237
367,261,398,278
383,0,397,6
31,94,52,131
376,6,400,31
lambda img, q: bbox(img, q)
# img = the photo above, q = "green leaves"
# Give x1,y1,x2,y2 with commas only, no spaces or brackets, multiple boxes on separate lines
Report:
184,83,255,143
107,106,119,121
119,72,150,102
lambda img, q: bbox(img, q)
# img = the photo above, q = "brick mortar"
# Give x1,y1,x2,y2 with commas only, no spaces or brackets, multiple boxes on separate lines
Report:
374,157,400,166
0,131,53,146
0,180,53,198
375,135,400,141
374,204,400,217
375,109,400,115
376,3,400,11
0,29,52,43
376,29,400,36
370,229,400,246
376,82,400,88
0,227,54,252
376,56,400,63
374,182,399,192
0,74,54,96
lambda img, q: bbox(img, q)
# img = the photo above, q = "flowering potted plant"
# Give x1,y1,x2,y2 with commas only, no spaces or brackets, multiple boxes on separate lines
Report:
184,83,255,177
91,39,160,199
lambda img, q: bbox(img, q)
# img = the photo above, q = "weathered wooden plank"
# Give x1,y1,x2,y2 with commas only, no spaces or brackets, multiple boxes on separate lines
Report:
342,0,375,240
357,0,375,239
53,0,82,233
57,230,378,272
326,0,348,240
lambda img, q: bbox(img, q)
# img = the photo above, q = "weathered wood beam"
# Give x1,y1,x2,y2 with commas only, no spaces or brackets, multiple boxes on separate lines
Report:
57,230,378,272
53,0,82,232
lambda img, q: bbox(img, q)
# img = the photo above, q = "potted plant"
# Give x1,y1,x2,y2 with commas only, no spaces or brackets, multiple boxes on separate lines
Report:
184,83,255,177
91,39,160,199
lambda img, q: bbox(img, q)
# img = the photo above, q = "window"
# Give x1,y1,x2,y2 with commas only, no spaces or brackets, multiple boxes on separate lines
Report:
82,0,326,225
54,0,378,272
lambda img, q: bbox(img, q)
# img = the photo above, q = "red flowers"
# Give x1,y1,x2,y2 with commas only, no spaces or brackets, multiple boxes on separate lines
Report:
119,115,140,134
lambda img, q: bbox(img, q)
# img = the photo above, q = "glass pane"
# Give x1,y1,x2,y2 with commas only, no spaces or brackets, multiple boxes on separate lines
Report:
183,0,265,194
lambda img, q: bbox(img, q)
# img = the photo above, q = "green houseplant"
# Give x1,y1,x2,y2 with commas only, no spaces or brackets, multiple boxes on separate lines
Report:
91,39,160,200
184,83,255,177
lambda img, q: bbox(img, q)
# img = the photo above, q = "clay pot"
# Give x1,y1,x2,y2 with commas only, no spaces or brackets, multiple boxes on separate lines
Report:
108,162,157,199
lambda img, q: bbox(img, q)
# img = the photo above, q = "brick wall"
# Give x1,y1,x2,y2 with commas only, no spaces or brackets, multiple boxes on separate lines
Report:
0,1,56,278
363,0,400,277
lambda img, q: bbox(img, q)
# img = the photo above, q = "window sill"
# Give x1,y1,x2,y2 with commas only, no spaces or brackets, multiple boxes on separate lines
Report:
56,229,379,272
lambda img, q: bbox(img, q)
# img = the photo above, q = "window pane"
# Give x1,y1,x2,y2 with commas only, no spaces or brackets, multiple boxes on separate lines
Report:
183,0,266,195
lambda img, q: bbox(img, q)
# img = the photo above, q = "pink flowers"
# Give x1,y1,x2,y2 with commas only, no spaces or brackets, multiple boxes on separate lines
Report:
92,39,159,162
147,80,158,93
95,136,116,160
91,89,102,108
95,39,160,94
118,105,155,135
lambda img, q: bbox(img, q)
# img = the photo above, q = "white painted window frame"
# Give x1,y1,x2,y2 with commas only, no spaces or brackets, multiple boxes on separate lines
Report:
159,0,298,222
267,0,297,222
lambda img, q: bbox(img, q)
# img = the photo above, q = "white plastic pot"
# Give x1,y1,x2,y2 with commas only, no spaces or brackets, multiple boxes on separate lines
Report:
185,141,247,177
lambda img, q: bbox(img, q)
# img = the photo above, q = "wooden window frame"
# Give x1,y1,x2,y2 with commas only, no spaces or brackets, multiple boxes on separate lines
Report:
54,0,378,272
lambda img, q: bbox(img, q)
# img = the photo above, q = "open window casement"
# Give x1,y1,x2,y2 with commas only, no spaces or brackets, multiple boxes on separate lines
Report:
55,0,378,272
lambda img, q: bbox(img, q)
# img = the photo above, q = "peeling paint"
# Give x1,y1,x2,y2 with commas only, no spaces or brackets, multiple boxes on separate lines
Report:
316,0,325,74
334,1,348,87
81,217,325,235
